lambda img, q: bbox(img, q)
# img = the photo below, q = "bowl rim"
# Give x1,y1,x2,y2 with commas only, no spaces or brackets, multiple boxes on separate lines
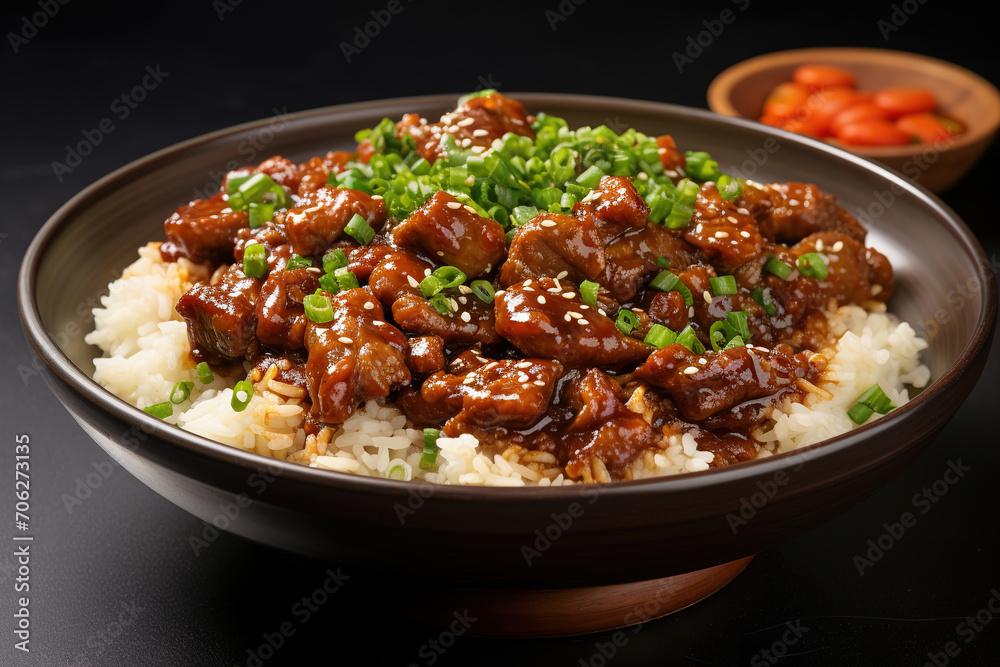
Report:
16,91,998,502
706,46,1000,158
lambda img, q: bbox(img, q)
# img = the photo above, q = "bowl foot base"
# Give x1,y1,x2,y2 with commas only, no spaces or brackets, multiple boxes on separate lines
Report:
397,555,755,638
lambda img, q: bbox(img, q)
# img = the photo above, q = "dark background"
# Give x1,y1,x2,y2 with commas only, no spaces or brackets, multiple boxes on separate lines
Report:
2,0,998,665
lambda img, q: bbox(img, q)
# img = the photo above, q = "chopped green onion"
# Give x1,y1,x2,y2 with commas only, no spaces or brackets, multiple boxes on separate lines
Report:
723,335,746,350
847,384,896,424
318,273,340,294
143,402,172,419
432,266,466,289
196,362,215,385
644,324,677,348
303,293,334,323
716,174,743,200
725,311,751,340
419,428,441,470
231,380,253,413
847,403,875,425
334,268,359,290
387,464,407,480
428,293,453,315
471,279,495,304
674,325,705,354
344,213,375,245
656,256,672,270
511,205,538,225
169,381,195,404
285,254,312,270
457,89,497,106
764,256,793,279
796,252,829,280
752,287,778,316
615,309,639,336
580,280,600,307
248,201,274,229
322,248,349,273
242,244,268,278
419,274,443,298
649,271,694,307
709,320,728,351
709,275,738,296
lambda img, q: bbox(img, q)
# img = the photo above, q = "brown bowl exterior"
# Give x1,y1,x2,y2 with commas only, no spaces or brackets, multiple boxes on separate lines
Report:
18,94,996,589
707,47,1000,192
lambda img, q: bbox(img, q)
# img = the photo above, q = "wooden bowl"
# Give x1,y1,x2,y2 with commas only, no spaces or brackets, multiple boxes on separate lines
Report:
707,47,1000,193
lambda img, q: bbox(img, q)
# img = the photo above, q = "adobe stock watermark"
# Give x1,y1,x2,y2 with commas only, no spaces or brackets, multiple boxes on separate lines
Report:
406,610,477,667
66,599,145,667
237,567,350,667
7,0,70,53
921,254,999,344
190,106,292,201
853,458,970,576
520,485,599,566
60,422,154,514
339,0,413,63
725,444,823,535
51,64,170,182
922,588,1000,667
544,0,586,31
189,460,285,556
877,0,929,41
671,0,752,73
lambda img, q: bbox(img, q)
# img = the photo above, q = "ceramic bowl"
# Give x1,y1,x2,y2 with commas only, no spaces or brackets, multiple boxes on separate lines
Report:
17,93,996,633
707,47,1000,193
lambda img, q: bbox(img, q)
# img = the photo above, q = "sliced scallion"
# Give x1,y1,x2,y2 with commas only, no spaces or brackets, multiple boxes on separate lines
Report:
644,324,677,349
471,279,495,304
428,293,453,315
242,244,268,278
344,213,376,245
231,380,253,413
796,252,829,280
752,287,778,316
615,309,639,336
580,280,600,308
248,201,274,229
285,254,312,270
143,402,172,419
649,271,694,307
709,275,738,296
196,362,215,385
169,381,195,404
764,256,793,279
419,428,441,470
322,248,349,273
303,293,334,323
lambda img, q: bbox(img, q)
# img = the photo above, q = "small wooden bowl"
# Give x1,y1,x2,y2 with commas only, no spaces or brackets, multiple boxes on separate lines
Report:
707,47,1000,193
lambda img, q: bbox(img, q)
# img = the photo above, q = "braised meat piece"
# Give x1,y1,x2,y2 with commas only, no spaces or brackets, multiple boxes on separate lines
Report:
500,211,606,287
282,186,387,257
790,232,894,304
738,181,867,244
398,92,535,163
367,248,434,304
405,335,447,376
633,343,817,421
558,369,658,480
255,267,322,349
685,184,766,272
392,291,499,345
160,193,248,264
423,358,564,431
600,223,703,302
495,278,651,370
175,264,262,364
303,288,410,424
391,191,506,278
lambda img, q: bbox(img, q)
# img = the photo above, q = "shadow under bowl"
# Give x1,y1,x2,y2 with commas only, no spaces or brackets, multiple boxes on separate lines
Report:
17,93,997,632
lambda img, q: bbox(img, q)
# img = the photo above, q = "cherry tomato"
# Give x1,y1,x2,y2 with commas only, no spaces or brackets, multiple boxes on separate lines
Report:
792,64,857,90
804,87,864,136
778,115,827,138
895,112,956,143
761,82,812,119
872,88,937,118
830,103,888,136
835,119,913,146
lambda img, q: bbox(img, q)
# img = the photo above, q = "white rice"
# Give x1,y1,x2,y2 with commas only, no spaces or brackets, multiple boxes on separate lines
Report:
86,244,931,485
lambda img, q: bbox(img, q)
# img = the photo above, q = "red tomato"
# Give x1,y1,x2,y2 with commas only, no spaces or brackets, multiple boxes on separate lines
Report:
895,112,955,143
792,64,857,90
761,82,812,119
804,87,864,136
872,88,938,118
778,115,827,138
835,119,913,146
830,103,888,136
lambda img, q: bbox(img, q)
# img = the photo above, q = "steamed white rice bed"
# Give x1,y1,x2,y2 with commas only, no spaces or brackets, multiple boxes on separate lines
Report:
87,245,930,485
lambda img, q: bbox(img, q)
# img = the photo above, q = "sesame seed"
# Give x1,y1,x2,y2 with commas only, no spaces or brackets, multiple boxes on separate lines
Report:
537,295,546,304
870,284,883,295
564,313,572,322
548,287,561,293
703,290,712,304
464,174,475,186
698,358,708,365
471,145,485,153
727,216,739,224
463,376,475,385
832,241,844,252
458,285,472,294
688,307,695,317
407,275,419,288
683,366,699,375
740,230,751,238
580,304,589,310
338,337,353,345
460,138,472,147
787,198,800,206
715,231,729,238
464,205,477,214
424,268,432,276
363,301,375,310
472,128,490,137
568,311,582,319
458,296,468,305
457,117,475,127
517,373,529,382
533,380,546,386
495,290,505,297
562,292,576,299
598,309,606,316
578,319,590,325
460,311,471,322
540,220,557,228
815,239,825,251
436,251,445,257
446,201,463,209
556,271,568,279
373,320,385,326
450,298,459,311
371,194,383,201
523,286,534,292
521,383,531,389
516,361,532,368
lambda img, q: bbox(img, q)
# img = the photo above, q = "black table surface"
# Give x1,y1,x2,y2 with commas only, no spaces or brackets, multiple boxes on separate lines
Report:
2,1,998,665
